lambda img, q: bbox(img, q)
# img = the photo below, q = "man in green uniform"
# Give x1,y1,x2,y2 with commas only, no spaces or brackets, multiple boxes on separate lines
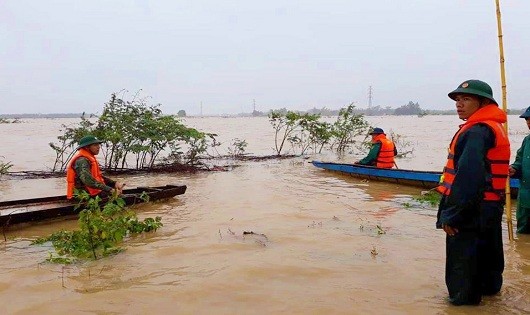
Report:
509,106,530,234
436,79,509,306
355,127,397,167
66,135,124,199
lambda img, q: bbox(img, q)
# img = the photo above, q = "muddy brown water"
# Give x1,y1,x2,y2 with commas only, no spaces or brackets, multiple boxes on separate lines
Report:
0,116,529,314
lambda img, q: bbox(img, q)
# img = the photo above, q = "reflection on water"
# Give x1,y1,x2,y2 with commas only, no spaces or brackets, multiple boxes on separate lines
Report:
0,117,529,314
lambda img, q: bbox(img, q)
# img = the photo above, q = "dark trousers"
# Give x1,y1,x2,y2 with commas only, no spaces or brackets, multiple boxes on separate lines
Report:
445,218,504,305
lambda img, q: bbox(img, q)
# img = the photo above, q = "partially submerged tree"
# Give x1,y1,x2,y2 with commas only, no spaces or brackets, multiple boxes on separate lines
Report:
49,92,218,172
268,104,371,156
330,103,371,154
269,110,300,156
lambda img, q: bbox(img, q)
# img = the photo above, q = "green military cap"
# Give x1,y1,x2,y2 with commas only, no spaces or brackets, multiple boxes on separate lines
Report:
76,135,104,150
448,79,497,105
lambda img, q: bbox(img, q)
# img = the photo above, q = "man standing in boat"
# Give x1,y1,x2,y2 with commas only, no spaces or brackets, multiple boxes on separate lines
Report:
436,79,509,306
66,135,124,199
354,127,397,168
508,106,530,234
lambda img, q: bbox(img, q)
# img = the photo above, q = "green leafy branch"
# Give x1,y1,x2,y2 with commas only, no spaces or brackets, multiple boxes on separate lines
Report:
32,191,162,263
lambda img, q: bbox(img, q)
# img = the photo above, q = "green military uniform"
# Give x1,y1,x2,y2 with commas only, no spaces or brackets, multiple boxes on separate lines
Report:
510,106,530,234
437,80,506,306
73,157,115,194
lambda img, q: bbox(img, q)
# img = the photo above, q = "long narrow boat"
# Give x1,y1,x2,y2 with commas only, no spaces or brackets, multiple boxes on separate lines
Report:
0,184,187,226
312,161,520,197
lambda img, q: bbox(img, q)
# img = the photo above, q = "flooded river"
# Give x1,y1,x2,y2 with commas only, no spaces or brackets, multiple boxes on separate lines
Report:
0,116,529,314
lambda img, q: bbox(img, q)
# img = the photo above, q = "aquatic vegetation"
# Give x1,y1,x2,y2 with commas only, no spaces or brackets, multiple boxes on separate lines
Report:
0,158,13,175
32,191,162,263
414,191,441,207
370,246,378,257
227,138,248,157
376,225,386,235
398,191,440,210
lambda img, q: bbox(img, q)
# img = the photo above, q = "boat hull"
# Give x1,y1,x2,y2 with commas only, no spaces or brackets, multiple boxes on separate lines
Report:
0,185,187,226
312,161,519,197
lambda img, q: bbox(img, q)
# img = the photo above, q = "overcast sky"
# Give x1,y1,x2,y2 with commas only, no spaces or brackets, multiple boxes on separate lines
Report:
1,0,529,115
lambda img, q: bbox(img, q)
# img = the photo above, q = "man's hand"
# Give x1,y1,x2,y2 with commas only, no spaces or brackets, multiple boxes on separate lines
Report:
115,182,125,195
442,224,459,236
509,166,516,176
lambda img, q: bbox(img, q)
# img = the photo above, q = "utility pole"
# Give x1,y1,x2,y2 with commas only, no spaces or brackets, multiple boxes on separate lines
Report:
200,101,203,117
253,99,256,112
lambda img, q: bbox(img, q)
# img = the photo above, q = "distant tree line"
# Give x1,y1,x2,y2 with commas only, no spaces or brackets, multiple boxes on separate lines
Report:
245,103,527,117
0,113,83,119
1,104,525,120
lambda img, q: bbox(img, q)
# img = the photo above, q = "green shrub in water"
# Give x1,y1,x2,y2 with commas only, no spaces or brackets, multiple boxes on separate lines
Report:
32,191,162,263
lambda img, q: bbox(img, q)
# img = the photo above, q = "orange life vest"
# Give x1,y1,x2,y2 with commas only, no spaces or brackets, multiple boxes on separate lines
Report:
373,134,395,169
436,109,510,201
66,148,105,199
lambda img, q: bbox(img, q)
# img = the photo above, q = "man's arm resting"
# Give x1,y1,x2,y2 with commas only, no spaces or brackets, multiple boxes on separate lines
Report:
357,142,381,165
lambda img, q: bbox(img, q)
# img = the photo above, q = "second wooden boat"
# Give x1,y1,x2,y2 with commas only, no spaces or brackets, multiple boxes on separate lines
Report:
312,161,520,197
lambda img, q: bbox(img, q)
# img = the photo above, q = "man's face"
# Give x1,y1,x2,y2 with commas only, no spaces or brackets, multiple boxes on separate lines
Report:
525,118,530,130
87,143,101,155
454,94,481,120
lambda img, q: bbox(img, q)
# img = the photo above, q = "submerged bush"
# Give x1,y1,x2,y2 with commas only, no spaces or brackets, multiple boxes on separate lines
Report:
49,92,218,172
0,157,13,175
268,103,371,156
32,191,162,263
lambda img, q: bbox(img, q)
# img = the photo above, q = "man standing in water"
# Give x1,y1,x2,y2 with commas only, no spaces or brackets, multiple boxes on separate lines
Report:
436,80,509,305
509,106,530,234
66,135,124,199
355,127,397,168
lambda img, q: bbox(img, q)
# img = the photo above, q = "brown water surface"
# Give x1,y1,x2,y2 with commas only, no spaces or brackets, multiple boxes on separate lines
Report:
0,116,529,314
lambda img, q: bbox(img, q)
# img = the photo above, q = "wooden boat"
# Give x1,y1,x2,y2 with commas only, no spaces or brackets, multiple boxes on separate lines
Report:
312,161,520,197
0,184,187,226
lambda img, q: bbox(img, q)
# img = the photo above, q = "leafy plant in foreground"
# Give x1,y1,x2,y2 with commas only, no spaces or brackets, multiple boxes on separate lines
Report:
32,191,162,263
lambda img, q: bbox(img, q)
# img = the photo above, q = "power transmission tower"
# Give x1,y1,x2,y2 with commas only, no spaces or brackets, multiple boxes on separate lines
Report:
368,86,373,115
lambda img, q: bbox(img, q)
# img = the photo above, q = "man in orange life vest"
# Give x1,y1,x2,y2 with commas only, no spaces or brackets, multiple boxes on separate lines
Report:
354,127,396,168
436,80,509,306
66,135,124,199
